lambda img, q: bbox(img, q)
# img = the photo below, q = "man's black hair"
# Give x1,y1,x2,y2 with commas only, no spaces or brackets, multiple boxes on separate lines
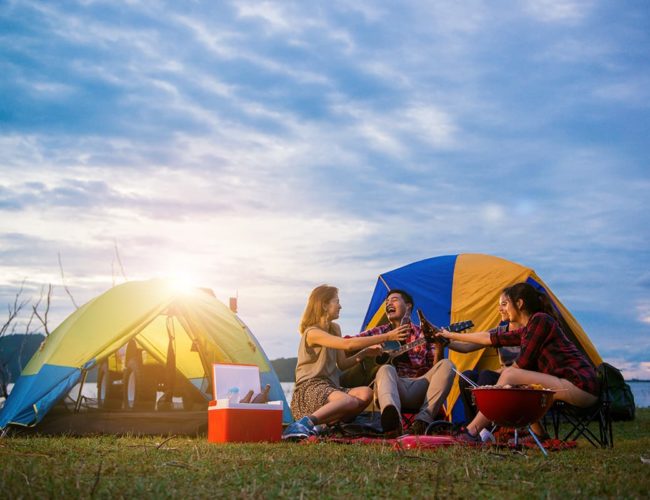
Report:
387,289,414,307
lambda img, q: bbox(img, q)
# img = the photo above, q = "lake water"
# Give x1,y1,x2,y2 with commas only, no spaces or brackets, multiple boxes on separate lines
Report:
628,380,650,408
3,380,650,409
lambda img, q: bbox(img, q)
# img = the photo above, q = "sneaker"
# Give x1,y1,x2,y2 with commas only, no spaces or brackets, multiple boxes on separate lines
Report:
455,428,481,444
282,416,316,441
407,419,430,436
381,405,401,434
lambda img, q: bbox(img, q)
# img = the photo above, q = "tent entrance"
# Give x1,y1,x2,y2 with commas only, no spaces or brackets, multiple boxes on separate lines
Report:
81,311,211,413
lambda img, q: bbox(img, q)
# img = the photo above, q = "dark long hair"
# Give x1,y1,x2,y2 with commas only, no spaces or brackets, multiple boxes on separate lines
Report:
504,282,593,359
503,282,558,321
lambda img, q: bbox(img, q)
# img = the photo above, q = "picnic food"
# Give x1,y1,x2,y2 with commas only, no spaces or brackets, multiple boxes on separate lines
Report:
478,383,550,391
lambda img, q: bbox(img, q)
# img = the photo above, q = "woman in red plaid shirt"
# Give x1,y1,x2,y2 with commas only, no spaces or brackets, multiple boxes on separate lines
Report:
437,282,599,443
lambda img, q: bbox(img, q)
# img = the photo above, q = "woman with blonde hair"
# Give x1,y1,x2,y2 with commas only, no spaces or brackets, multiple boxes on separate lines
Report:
283,284,409,440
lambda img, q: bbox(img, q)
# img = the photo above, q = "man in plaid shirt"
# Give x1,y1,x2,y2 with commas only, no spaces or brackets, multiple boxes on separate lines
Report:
355,289,455,435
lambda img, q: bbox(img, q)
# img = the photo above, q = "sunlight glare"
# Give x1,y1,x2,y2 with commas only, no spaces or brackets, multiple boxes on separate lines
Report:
167,272,198,294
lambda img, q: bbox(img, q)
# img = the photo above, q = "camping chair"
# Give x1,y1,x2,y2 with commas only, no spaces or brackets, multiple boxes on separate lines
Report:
548,363,613,448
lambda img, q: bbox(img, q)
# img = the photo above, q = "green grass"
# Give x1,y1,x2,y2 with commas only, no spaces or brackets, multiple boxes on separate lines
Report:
2,410,649,499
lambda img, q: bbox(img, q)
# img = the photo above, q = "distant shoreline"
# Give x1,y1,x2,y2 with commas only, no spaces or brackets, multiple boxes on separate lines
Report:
628,379,650,383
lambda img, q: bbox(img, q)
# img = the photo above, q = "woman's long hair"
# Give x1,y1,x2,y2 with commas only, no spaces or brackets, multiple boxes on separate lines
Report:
299,285,338,334
503,282,558,320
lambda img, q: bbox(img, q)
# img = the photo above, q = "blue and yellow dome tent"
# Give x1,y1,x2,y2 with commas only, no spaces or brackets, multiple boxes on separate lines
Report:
0,279,291,431
360,254,602,423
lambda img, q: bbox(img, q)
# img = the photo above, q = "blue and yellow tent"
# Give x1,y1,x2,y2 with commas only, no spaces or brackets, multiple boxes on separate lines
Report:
360,254,602,422
0,279,290,430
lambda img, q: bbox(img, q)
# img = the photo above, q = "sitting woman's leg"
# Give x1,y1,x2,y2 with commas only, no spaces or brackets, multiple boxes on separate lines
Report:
348,386,373,411
312,387,372,425
464,367,597,438
498,367,598,407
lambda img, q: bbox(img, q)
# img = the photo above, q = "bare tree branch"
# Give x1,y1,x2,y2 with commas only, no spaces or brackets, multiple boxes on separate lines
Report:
58,252,79,309
18,296,39,372
0,279,28,338
0,279,28,397
32,284,52,337
111,260,116,288
26,292,41,336
113,239,127,281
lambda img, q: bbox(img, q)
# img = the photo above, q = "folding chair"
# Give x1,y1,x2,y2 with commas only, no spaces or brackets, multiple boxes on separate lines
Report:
548,363,613,448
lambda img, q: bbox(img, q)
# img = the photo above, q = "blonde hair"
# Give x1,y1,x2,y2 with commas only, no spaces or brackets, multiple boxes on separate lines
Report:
299,285,338,334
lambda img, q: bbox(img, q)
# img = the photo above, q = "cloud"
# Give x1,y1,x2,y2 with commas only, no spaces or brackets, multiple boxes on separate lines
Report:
593,80,650,107
235,1,294,32
603,359,650,380
637,301,650,325
522,0,594,24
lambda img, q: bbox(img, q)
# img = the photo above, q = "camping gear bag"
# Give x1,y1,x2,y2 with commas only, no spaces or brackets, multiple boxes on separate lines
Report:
599,362,635,421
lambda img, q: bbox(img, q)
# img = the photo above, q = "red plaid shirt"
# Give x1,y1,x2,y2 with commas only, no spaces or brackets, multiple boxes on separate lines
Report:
356,323,438,378
490,312,599,396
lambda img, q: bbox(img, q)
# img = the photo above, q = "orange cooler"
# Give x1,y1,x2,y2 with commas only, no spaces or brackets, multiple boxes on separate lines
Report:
208,400,283,443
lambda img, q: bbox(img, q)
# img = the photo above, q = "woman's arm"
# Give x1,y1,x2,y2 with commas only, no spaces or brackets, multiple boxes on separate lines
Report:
437,330,492,345
447,340,485,353
336,345,383,371
307,324,409,351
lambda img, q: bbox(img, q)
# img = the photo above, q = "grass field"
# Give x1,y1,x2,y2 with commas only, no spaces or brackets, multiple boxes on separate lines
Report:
1,409,649,499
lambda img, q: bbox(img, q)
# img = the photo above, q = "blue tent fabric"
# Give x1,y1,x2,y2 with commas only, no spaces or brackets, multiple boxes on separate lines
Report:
361,255,457,329
0,365,80,428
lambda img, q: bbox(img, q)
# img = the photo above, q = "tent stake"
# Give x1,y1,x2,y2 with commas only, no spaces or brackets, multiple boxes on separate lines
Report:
74,369,88,413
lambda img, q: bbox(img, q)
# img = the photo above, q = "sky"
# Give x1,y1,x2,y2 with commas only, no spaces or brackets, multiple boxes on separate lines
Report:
1,0,649,378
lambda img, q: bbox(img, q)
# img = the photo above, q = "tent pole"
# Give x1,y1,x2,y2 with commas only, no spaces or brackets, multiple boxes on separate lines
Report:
74,369,88,413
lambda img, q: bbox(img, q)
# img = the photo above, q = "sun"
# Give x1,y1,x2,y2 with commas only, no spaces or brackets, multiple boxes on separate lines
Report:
167,272,198,294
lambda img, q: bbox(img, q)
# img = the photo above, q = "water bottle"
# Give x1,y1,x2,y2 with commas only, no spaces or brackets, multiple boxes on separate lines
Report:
226,387,239,404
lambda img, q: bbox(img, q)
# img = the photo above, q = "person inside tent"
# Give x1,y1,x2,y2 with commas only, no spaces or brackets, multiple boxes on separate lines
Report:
283,285,409,440
354,289,455,435
436,282,599,443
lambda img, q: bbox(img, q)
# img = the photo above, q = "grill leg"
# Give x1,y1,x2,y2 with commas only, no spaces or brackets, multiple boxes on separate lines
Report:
527,425,548,457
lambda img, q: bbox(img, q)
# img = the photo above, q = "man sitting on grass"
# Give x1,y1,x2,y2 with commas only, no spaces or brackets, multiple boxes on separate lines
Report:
354,289,455,435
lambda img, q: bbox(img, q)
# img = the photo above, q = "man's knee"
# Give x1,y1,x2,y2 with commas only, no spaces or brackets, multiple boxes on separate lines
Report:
377,364,397,377
440,358,454,370
375,364,397,386
436,359,455,378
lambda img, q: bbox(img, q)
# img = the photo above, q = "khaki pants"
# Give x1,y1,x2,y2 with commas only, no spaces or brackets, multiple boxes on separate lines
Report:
375,359,455,424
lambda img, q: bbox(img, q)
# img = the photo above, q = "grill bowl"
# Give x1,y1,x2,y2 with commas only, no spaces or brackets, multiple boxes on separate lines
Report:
471,387,555,427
